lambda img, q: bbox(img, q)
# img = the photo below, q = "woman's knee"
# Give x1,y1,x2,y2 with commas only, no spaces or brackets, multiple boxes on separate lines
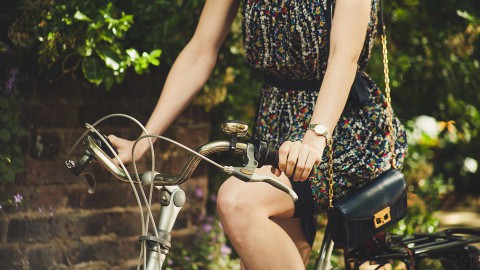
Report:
217,170,295,222
217,177,259,221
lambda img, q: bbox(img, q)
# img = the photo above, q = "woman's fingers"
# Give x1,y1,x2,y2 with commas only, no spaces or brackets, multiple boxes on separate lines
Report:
285,141,302,177
278,141,292,173
107,134,118,144
271,166,282,177
299,152,320,181
107,135,121,165
107,134,134,165
292,146,309,181
278,140,323,181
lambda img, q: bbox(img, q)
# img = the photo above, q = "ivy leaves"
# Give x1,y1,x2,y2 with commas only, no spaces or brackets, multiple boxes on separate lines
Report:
37,2,162,90
0,94,25,182
72,4,162,90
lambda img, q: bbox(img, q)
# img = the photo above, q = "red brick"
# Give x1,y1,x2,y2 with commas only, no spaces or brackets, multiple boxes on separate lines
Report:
0,244,28,269
26,131,61,159
7,215,65,243
16,158,78,186
67,237,123,265
9,71,211,269
23,100,78,128
27,244,64,269
67,181,138,209
23,185,68,211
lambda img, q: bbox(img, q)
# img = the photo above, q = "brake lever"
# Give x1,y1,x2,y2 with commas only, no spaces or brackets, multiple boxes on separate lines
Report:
225,142,298,202
249,173,299,201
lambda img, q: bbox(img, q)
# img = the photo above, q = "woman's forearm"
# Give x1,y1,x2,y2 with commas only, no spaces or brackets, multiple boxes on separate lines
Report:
142,41,218,139
310,55,358,133
129,0,239,157
108,0,239,164
305,0,371,147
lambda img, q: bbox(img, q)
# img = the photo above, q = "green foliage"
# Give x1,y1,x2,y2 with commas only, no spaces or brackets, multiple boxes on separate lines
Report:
12,0,161,89
391,115,456,235
0,44,25,184
368,0,480,195
0,93,25,182
0,193,24,213
166,214,240,270
2,0,479,265
75,4,161,88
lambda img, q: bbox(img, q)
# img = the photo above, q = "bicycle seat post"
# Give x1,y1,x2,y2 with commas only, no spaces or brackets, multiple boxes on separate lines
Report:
314,224,335,270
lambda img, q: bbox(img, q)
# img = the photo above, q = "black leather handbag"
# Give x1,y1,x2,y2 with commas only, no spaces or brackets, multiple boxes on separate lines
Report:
327,170,407,251
325,0,408,251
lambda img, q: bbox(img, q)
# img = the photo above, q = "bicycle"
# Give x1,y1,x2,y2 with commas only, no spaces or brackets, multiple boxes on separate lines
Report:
66,114,480,270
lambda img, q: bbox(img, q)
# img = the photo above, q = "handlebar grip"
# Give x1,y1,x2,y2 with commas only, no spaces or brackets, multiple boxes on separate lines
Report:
253,140,279,168
264,148,279,168
89,132,117,158
66,132,118,177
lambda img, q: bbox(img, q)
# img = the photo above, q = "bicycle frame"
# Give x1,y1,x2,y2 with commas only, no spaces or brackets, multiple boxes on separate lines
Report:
314,226,335,270
66,116,480,270
67,118,300,269
318,227,480,270
141,193,480,270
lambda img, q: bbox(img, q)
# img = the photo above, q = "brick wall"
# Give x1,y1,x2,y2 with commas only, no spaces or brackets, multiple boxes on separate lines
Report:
0,72,210,269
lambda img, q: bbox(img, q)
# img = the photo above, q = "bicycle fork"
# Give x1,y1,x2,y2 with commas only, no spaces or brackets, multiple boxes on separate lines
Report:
143,185,186,270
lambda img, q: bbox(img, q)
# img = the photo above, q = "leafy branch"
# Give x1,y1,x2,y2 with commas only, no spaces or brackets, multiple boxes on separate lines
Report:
36,2,162,89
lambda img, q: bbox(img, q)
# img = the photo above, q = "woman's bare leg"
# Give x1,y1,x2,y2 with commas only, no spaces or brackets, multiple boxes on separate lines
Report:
239,218,311,270
217,166,307,270
272,217,312,265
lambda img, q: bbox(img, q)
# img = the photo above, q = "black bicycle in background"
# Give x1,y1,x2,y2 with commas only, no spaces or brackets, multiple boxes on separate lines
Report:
66,114,480,270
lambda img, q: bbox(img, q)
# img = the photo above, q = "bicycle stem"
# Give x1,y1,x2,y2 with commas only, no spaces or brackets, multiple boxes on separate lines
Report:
142,185,185,270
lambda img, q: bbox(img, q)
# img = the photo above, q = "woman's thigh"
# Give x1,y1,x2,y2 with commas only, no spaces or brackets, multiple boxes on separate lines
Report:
272,217,312,264
217,165,296,219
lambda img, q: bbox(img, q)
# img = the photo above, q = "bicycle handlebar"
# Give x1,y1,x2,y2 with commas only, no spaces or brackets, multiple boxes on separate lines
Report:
67,132,298,201
86,135,247,186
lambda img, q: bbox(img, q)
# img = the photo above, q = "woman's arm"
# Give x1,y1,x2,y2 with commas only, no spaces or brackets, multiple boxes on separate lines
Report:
277,0,372,181
109,0,240,164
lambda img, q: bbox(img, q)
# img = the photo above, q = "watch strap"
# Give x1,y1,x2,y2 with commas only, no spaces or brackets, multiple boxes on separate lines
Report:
307,123,332,144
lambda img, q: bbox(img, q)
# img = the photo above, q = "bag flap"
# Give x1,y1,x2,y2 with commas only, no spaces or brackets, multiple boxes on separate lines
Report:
334,170,406,221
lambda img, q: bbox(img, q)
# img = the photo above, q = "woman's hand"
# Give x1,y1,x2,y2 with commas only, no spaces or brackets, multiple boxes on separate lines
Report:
273,131,326,181
107,135,149,166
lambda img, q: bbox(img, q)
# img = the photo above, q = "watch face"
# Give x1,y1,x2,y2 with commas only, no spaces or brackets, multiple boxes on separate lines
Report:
314,125,327,135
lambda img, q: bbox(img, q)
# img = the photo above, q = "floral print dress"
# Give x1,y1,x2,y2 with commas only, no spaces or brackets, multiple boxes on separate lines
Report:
242,0,408,211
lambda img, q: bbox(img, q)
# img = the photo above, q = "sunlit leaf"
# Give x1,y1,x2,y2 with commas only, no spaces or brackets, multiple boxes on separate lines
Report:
82,57,103,85
126,48,140,60
74,10,92,22
105,57,120,70
104,74,114,90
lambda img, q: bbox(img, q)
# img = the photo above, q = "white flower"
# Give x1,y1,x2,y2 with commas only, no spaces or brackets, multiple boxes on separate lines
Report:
464,157,478,173
414,115,439,139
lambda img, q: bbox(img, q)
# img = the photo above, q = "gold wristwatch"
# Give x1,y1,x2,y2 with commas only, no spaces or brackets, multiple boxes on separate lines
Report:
307,123,331,144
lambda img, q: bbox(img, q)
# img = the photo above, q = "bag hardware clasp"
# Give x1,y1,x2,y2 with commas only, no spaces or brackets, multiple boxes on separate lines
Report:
374,207,391,228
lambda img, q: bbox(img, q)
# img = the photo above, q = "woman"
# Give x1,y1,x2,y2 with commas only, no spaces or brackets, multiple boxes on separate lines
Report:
109,0,407,269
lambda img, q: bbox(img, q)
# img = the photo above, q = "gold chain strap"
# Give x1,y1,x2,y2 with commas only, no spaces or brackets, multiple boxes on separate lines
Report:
326,137,334,209
381,27,397,170
327,26,397,209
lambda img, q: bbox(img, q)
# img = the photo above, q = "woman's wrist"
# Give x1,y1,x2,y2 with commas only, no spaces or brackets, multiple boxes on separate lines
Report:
134,136,154,157
303,129,327,151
